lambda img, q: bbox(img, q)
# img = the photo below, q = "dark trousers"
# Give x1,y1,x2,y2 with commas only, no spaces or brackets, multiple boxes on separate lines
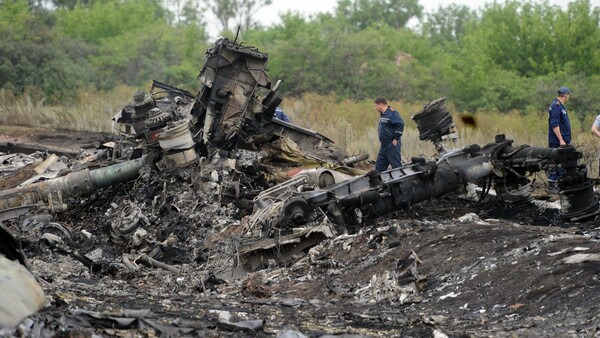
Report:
375,141,402,172
547,143,566,182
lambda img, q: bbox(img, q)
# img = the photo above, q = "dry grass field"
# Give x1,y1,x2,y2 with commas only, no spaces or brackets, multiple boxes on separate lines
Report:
2,87,599,176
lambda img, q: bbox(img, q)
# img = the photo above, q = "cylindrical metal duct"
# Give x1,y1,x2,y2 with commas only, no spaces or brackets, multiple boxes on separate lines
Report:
342,153,369,166
0,157,146,213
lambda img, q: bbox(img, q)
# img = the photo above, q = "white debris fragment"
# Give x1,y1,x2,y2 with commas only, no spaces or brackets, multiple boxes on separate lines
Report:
548,247,590,256
354,255,422,305
440,292,461,300
81,230,92,239
0,256,45,328
85,248,103,262
433,329,450,338
456,213,488,224
562,253,600,264
531,199,561,210
132,228,147,246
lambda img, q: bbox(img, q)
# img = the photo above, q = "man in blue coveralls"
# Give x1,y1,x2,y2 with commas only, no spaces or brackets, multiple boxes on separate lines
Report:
374,96,405,172
547,86,572,193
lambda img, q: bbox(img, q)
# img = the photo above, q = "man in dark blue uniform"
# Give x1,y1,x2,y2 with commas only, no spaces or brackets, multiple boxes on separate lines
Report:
547,86,572,192
374,96,404,172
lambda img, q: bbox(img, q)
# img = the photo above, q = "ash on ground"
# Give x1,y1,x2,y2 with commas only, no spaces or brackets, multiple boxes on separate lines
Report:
0,148,599,338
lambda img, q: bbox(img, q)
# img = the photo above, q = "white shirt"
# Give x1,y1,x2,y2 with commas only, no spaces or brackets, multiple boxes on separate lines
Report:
594,115,600,128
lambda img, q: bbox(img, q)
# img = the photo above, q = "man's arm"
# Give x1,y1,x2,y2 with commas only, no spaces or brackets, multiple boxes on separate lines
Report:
549,106,566,146
390,110,404,146
553,126,566,146
592,123,600,139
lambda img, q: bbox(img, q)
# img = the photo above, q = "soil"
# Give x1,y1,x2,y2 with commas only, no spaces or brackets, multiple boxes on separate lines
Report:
1,127,600,337
0,126,108,155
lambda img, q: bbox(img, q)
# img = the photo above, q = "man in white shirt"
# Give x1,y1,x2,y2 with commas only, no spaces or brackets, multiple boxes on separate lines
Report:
591,114,600,139
591,114,600,176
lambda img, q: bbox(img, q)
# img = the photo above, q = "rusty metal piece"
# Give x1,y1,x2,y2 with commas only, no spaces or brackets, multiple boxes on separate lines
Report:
290,168,354,189
158,120,194,151
158,148,198,169
238,224,335,271
0,156,147,215
341,153,369,166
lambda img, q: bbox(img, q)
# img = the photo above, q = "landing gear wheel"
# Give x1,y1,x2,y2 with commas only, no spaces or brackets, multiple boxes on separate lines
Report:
283,197,311,226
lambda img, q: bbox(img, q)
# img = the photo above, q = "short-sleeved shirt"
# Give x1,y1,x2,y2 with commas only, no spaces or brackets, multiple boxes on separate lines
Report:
593,115,600,129
548,98,571,146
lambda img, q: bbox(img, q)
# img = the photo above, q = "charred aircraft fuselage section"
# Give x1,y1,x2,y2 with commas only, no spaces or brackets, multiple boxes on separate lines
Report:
187,38,363,168
192,38,279,151
0,40,597,229
0,39,367,220
263,99,599,231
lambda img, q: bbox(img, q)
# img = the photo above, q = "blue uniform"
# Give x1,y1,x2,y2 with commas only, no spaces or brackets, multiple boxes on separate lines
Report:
547,98,570,183
548,98,571,147
274,108,290,122
375,106,404,172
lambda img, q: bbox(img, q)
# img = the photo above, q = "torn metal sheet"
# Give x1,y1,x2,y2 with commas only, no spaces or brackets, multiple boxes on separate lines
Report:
238,224,335,271
215,310,264,332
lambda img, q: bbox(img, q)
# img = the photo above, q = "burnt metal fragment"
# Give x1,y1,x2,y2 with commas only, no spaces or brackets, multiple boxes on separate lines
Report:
259,99,599,231
0,156,147,212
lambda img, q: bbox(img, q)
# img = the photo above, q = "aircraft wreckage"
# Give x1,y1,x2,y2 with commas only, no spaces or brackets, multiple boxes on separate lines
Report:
0,37,599,330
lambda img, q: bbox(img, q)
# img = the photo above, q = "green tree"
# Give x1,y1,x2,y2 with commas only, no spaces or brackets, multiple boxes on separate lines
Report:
463,0,600,77
209,0,272,33
0,0,34,40
553,0,600,74
421,4,476,46
246,13,447,102
178,0,204,27
91,23,206,89
334,0,423,31
56,0,169,44
50,0,93,10
0,0,99,102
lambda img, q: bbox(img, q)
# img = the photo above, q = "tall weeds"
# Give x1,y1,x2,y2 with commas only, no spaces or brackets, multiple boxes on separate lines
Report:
0,86,136,132
1,88,598,176
282,94,600,176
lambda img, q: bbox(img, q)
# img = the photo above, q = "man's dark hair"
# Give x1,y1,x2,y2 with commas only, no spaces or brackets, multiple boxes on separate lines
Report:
374,96,388,105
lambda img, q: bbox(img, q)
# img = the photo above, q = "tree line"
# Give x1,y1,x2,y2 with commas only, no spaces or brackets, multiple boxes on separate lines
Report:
1,0,600,121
